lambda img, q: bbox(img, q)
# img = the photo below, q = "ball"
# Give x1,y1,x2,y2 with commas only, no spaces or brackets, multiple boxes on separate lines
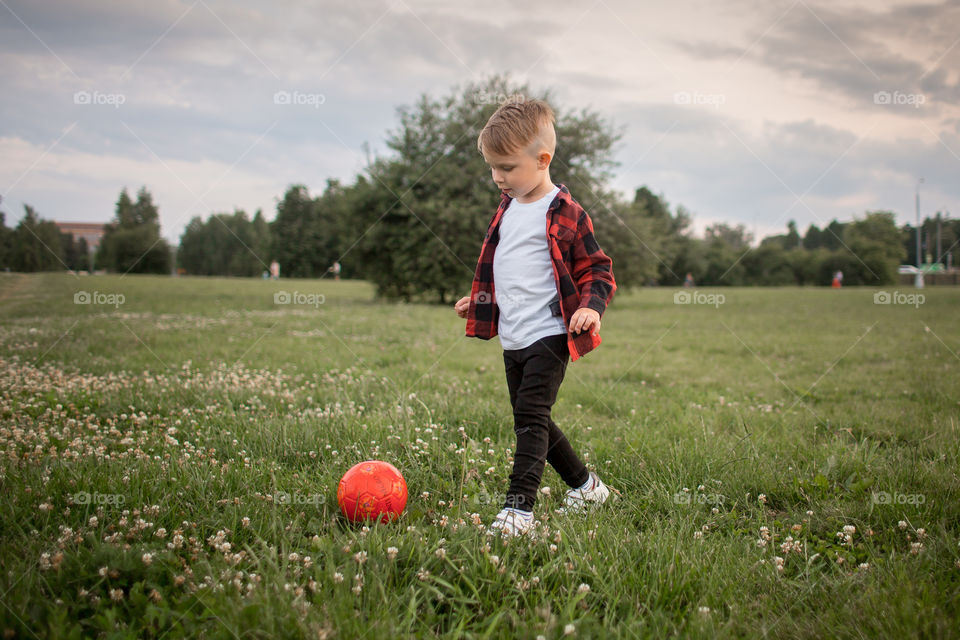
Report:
337,460,407,523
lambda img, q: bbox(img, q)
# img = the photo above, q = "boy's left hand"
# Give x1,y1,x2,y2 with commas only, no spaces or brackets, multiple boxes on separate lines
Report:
569,308,601,336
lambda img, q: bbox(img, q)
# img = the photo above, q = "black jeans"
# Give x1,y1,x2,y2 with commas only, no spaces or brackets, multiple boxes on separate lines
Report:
502,333,590,511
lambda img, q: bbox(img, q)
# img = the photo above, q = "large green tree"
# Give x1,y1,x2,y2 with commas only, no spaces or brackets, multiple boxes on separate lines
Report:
352,75,631,303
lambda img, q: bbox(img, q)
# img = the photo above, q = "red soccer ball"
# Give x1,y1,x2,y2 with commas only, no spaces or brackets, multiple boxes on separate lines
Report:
337,460,408,523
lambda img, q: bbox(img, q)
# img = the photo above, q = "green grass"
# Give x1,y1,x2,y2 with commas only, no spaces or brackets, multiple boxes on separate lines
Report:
1,272,958,639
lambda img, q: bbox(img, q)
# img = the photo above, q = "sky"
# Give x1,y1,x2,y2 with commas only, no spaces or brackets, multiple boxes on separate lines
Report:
1,0,958,246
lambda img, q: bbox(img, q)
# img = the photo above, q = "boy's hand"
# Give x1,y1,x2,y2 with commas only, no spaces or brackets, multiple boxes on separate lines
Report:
569,307,601,336
454,296,471,319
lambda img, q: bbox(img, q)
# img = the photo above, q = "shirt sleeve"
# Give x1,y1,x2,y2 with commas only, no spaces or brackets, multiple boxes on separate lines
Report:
570,209,616,316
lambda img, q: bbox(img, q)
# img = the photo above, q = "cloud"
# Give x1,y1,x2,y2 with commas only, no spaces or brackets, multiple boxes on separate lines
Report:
679,0,960,116
1,0,957,250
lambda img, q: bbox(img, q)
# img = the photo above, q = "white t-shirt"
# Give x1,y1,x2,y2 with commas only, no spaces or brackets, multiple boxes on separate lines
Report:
493,185,567,350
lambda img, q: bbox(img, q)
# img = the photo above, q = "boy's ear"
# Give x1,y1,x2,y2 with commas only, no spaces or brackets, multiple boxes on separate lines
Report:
537,151,552,169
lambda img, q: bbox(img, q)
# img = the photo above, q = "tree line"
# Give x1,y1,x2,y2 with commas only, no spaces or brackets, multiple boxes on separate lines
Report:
2,77,955,296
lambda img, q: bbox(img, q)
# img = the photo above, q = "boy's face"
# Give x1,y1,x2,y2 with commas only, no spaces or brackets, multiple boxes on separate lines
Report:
482,144,550,202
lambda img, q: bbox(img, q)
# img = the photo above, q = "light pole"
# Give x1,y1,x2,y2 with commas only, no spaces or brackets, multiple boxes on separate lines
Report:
915,178,924,268
915,178,924,289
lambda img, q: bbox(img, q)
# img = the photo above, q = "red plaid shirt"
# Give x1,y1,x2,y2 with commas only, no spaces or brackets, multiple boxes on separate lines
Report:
464,184,616,362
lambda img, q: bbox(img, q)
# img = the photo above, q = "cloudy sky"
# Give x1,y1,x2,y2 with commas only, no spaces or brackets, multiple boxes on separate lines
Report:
2,0,958,246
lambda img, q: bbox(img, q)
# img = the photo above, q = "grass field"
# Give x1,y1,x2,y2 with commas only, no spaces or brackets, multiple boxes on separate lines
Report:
1,272,958,639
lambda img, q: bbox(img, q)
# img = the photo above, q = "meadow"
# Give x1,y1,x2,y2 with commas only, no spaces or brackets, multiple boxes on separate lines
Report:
1,272,958,639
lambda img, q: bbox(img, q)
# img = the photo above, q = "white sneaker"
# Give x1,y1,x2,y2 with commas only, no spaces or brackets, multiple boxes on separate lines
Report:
558,472,610,514
488,507,534,537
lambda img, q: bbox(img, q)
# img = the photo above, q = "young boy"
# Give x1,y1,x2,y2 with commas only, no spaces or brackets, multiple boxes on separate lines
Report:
453,99,617,537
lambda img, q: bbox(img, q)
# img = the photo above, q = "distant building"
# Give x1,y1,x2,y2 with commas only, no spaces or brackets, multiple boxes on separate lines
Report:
54,222,106,252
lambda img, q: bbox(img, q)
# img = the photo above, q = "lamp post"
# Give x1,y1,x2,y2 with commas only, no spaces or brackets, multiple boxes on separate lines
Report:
915,178,924,267
915,178,924,288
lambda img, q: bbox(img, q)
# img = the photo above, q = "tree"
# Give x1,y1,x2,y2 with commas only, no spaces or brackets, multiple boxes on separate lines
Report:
698,223,753,285
60,232,90,271
0,202,14,270
97,187,171,274
177,209,271,276
12,205,64,272
629,187,693,285
841,211,904,285
353,75,629,302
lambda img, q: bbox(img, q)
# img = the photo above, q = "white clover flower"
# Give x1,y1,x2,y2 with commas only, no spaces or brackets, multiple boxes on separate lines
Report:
577,583,590,594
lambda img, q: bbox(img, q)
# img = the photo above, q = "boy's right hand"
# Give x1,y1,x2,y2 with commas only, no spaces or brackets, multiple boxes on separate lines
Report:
454,295,471,318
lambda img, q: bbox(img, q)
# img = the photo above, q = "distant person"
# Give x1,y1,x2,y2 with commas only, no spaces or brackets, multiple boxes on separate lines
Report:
270,260,280,280
454,99,617,537
331,261,341,281
832,269,843,288
684,272,695,287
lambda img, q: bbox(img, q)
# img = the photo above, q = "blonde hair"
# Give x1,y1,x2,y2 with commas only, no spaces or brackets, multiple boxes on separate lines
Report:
477,99,556,158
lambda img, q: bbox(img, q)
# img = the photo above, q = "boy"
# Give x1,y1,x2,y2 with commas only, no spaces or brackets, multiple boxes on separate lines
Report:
453,99,617,537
